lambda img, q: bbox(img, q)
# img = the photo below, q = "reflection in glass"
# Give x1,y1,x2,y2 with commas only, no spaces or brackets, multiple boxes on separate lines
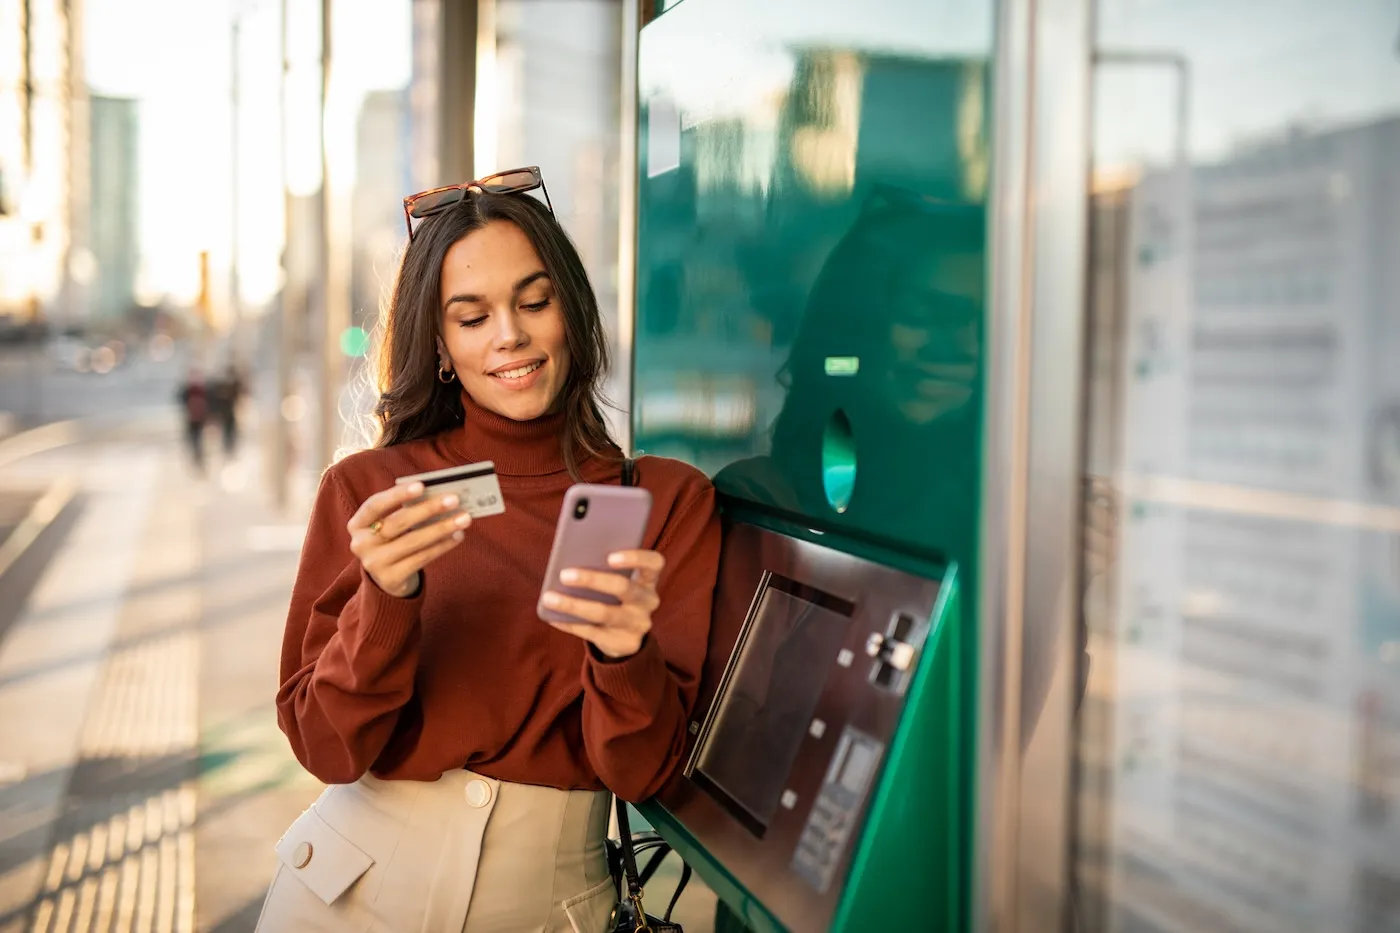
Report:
634,0,991,570
1077,3,1400,932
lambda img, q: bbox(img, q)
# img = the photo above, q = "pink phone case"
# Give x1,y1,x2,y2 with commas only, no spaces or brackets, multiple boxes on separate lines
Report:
537,484,653,625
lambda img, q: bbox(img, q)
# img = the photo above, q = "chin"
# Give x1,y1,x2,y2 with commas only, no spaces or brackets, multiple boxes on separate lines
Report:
488,387,558,422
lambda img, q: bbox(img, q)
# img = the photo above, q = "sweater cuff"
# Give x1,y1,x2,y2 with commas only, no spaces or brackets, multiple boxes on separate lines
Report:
584,633,667,711
357,567,423,648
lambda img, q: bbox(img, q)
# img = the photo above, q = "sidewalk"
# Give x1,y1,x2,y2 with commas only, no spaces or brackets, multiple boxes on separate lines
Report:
0,418,320,933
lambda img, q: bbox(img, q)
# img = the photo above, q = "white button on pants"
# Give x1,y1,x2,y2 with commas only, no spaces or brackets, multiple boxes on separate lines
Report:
464,779,492,808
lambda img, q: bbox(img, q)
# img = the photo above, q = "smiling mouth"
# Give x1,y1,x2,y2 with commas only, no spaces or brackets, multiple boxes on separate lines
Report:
490,360,544,380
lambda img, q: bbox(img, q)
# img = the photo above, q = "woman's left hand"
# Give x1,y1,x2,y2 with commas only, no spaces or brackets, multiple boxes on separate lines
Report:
541,549,666,659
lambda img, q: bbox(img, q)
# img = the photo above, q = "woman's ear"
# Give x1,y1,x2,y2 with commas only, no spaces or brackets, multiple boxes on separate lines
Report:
435,337,449,367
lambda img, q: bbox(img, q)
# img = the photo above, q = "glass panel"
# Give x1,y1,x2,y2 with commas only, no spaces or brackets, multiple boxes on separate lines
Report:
1076,4,1400,933
633,0,992,569
693,574,855,837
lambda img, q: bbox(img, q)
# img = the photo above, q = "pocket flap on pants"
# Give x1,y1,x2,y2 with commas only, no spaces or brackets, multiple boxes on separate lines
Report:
274,806,374,906
562,876,618,933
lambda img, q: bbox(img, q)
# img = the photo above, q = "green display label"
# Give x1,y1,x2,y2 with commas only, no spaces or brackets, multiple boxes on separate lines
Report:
825,356,860,376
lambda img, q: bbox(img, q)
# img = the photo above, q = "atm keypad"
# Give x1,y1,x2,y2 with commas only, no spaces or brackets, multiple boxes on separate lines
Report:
790,726,884,894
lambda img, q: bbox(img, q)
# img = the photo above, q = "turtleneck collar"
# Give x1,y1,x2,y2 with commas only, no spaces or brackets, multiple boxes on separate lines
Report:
442,389,568,477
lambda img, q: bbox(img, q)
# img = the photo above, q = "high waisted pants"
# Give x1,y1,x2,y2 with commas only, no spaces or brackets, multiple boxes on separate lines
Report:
253,770,615,933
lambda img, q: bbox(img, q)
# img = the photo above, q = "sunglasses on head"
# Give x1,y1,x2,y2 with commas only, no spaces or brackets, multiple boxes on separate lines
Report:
402,166,553,242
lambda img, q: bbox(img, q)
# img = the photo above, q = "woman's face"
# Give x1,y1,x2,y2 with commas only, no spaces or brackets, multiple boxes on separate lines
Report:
438,220,572,422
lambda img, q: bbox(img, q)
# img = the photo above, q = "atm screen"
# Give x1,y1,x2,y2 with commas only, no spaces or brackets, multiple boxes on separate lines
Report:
692,573,856,836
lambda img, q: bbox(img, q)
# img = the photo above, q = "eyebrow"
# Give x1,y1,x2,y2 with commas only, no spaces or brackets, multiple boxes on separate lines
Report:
443,271,550,310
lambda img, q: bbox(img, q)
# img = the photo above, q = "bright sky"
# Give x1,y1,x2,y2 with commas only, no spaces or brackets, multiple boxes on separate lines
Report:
85,0,411,307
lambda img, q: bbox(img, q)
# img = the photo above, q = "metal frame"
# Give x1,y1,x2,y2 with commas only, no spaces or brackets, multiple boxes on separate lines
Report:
978,0,1093,930
616,0,640,454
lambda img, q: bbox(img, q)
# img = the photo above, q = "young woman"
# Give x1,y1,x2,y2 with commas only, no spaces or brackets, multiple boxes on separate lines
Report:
256,168,720,933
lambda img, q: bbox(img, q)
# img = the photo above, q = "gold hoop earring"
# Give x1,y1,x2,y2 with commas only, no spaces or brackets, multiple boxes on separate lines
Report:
437,364,456,384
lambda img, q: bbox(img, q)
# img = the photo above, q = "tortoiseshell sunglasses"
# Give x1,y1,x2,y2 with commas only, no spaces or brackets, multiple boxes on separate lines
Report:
402,166,554,242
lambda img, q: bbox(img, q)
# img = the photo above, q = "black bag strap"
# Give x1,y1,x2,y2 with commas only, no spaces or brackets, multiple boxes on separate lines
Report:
615,797,645,900
622,457,637,487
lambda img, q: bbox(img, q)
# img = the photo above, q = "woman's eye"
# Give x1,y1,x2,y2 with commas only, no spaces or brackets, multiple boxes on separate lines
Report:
522,299,550,312
459,318,486,328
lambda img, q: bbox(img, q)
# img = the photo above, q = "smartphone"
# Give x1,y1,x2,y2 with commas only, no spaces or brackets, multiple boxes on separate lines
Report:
538,483,652,625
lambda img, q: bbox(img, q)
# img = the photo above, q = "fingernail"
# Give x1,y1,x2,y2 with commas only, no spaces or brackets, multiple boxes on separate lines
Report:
455,513,471,527
441,494,459,508
608,553,625,566
542,592,562,606
560,569,579,584
452,530,464,541
407,482,424,495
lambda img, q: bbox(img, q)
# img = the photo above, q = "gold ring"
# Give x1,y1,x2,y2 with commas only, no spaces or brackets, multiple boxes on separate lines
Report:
369,520,384,537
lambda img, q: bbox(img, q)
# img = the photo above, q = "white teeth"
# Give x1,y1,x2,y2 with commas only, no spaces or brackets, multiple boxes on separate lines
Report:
492,361,543,380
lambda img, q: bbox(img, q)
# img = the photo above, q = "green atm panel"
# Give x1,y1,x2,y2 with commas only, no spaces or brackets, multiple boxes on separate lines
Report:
632,1,993,931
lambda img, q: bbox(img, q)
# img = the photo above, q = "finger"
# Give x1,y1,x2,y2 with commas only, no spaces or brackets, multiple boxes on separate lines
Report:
559,568,631,599
377,509,472,563
607,549,665,584
381,529,465,580
380,492,464,540
546,620,599,641
348,482,424,532
540,591,633,627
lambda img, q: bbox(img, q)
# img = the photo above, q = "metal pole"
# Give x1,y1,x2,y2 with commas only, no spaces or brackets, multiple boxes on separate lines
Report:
616,0,639,454
318,0,348,468
319,0,332,469
273,0,293,510
21,0,32,171
230,15,242,355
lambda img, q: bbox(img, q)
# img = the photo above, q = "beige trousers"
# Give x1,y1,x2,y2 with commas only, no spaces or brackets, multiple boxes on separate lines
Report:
253,770,615,933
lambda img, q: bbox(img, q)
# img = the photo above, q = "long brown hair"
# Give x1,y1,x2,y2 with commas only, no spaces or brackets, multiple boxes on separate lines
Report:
372,191,617,477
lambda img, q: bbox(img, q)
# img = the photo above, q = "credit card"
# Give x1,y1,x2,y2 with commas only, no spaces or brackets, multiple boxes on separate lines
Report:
395,461,506,519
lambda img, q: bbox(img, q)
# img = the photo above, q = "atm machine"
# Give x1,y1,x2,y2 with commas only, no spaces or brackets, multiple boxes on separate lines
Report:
626,1,1003,930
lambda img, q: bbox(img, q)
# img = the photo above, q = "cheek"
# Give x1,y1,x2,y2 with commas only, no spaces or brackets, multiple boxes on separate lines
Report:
539,312,571,363
441,326,484,367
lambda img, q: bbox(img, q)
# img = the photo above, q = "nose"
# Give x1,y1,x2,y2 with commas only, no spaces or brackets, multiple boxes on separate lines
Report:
490,309,528,351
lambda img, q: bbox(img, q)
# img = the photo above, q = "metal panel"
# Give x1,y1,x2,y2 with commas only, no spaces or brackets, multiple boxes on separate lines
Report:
978,0,1092,930
977,0,1035,926
650,514,950,932
1015,0,1092,928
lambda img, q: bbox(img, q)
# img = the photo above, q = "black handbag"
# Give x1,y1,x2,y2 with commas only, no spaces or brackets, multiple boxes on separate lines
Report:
607,797,688,933
607,458,689,932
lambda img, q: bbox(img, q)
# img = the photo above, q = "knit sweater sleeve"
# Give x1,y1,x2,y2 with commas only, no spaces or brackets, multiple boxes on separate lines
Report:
580,477,721,802
275,468,424,784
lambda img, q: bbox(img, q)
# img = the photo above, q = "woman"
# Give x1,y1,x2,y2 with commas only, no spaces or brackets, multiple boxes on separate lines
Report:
257,168,720,933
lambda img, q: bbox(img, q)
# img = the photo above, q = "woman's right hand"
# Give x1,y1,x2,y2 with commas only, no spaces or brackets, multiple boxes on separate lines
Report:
347,481,472,598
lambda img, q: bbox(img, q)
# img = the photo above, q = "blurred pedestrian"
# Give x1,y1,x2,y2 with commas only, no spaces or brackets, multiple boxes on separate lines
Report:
210,362,245,456
176,367,208,473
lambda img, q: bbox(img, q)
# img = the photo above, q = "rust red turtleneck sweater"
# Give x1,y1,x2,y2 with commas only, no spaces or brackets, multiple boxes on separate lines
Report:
276,394,720,801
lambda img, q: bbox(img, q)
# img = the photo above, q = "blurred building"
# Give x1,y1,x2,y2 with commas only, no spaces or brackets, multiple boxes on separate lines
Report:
351,88,410,327
0,0,83,329
1108,112,1400,932
409,0,625,408
88,95,139,322
488,0,622,309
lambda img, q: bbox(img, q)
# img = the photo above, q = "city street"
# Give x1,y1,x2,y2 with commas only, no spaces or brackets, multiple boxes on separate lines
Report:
0,347,186,433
